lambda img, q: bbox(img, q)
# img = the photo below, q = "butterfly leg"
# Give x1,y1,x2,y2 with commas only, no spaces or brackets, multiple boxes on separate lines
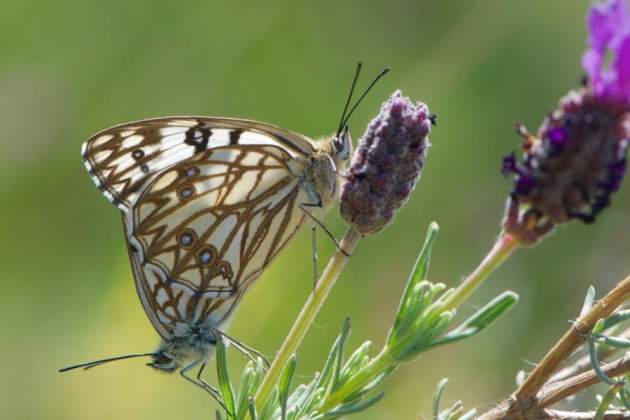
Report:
180,360,226,411
299,204,350,257
311,224,318,288
212,329,270,368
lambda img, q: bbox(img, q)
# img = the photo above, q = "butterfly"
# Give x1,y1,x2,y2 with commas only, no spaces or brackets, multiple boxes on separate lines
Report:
60,64,388,400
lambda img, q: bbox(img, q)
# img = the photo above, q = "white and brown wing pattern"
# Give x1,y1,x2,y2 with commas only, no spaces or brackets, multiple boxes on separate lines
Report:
81,117,315,212
124,143,314,340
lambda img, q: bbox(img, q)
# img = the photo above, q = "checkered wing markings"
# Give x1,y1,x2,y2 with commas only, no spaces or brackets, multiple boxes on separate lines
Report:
81,117,315,212
125,145,310,338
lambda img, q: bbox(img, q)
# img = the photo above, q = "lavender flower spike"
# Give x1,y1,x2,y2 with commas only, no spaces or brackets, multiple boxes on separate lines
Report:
501,0,630,246
340,90,432,235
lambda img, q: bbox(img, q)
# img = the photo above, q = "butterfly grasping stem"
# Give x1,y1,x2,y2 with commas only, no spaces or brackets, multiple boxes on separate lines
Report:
253,227,362,409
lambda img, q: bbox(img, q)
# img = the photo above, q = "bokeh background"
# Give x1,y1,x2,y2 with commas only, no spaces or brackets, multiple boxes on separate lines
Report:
2,1,628,419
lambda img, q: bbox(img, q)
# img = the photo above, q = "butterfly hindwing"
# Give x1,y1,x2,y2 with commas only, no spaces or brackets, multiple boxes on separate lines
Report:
125,144,313,339
81,117,315,212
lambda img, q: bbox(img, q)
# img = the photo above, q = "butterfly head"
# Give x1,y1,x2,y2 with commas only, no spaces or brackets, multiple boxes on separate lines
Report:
330,126,352,163
330,63,390,166
147,350,179,372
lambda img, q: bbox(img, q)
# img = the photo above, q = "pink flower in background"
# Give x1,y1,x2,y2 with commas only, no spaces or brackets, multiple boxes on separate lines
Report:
582,0,630,102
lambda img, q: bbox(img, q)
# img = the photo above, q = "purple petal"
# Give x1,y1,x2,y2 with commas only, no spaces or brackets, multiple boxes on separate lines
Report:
502,153,517,176
548,127,569,146
582,49,603,83
613,34,630,99
588,0,630,52
584,0,630,102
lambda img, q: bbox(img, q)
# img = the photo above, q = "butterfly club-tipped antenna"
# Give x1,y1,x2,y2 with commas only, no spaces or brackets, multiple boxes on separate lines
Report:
336,62,363,137
336,63,391,137
59,352,157,372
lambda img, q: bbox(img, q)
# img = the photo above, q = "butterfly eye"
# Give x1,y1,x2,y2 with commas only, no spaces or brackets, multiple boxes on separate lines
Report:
332,137,343,152
332,131,351,161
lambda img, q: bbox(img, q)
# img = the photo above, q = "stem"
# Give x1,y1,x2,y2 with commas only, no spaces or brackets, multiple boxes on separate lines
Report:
315,231,520,412
540,354,630,409
514,275,630,401
254,227,362,410
549,326,630,383
441,232,520,312
480,275,630,420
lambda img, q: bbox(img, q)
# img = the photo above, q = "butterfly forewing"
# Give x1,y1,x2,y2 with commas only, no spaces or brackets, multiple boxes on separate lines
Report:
123,142,314,340
82,117,315,212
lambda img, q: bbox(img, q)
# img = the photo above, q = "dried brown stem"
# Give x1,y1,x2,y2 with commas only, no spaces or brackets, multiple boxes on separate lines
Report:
540,353,630,408
549,326,630,383
482,355,630,419
515,276,630,399
480,275,630,419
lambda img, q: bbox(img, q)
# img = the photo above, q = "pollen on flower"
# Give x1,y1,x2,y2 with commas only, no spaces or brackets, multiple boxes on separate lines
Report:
340,90,431,235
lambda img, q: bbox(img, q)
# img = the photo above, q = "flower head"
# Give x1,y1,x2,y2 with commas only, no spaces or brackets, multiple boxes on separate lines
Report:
340,90,432,235
501,0,630,246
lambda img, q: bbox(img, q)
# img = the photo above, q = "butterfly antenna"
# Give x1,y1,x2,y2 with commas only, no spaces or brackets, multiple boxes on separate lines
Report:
336,62,363,137
58,353,157,372
339,67,390,132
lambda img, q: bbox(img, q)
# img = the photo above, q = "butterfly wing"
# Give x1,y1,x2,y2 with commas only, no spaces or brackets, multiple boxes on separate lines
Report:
124,143,316,340
81,117,316,212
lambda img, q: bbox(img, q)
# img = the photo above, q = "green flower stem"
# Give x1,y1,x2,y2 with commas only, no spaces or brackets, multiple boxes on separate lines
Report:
318,347,394,412
254,227,362,410
440,232,520,313
317,231,520,413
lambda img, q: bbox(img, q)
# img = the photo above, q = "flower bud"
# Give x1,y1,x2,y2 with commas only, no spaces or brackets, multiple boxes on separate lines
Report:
340,90,432,235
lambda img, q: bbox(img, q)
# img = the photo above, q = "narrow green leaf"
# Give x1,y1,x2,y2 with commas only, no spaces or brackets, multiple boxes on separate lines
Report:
602,310,630,330
235,365,256,418
339,341,372,385
388,223,439,344
433,291,518,347
433,378,449,420
259,388,279,420
215,335,236,418
337,366,396,403
390,282,433,345
278,354,297,420
440,401,463,420
595,382,623,420
580,286,596,318
593,333,630,349
296,387,325,418
593,318,606,334
458,409,477,420
321,392,385,418
290,374,321,414
286,383,307,409
317,319,351,391
588,336,616,386
331,318,351,392
247,397,258,420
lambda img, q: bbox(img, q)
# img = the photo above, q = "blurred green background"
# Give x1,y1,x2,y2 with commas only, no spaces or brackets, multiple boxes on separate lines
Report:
2,0,628,418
